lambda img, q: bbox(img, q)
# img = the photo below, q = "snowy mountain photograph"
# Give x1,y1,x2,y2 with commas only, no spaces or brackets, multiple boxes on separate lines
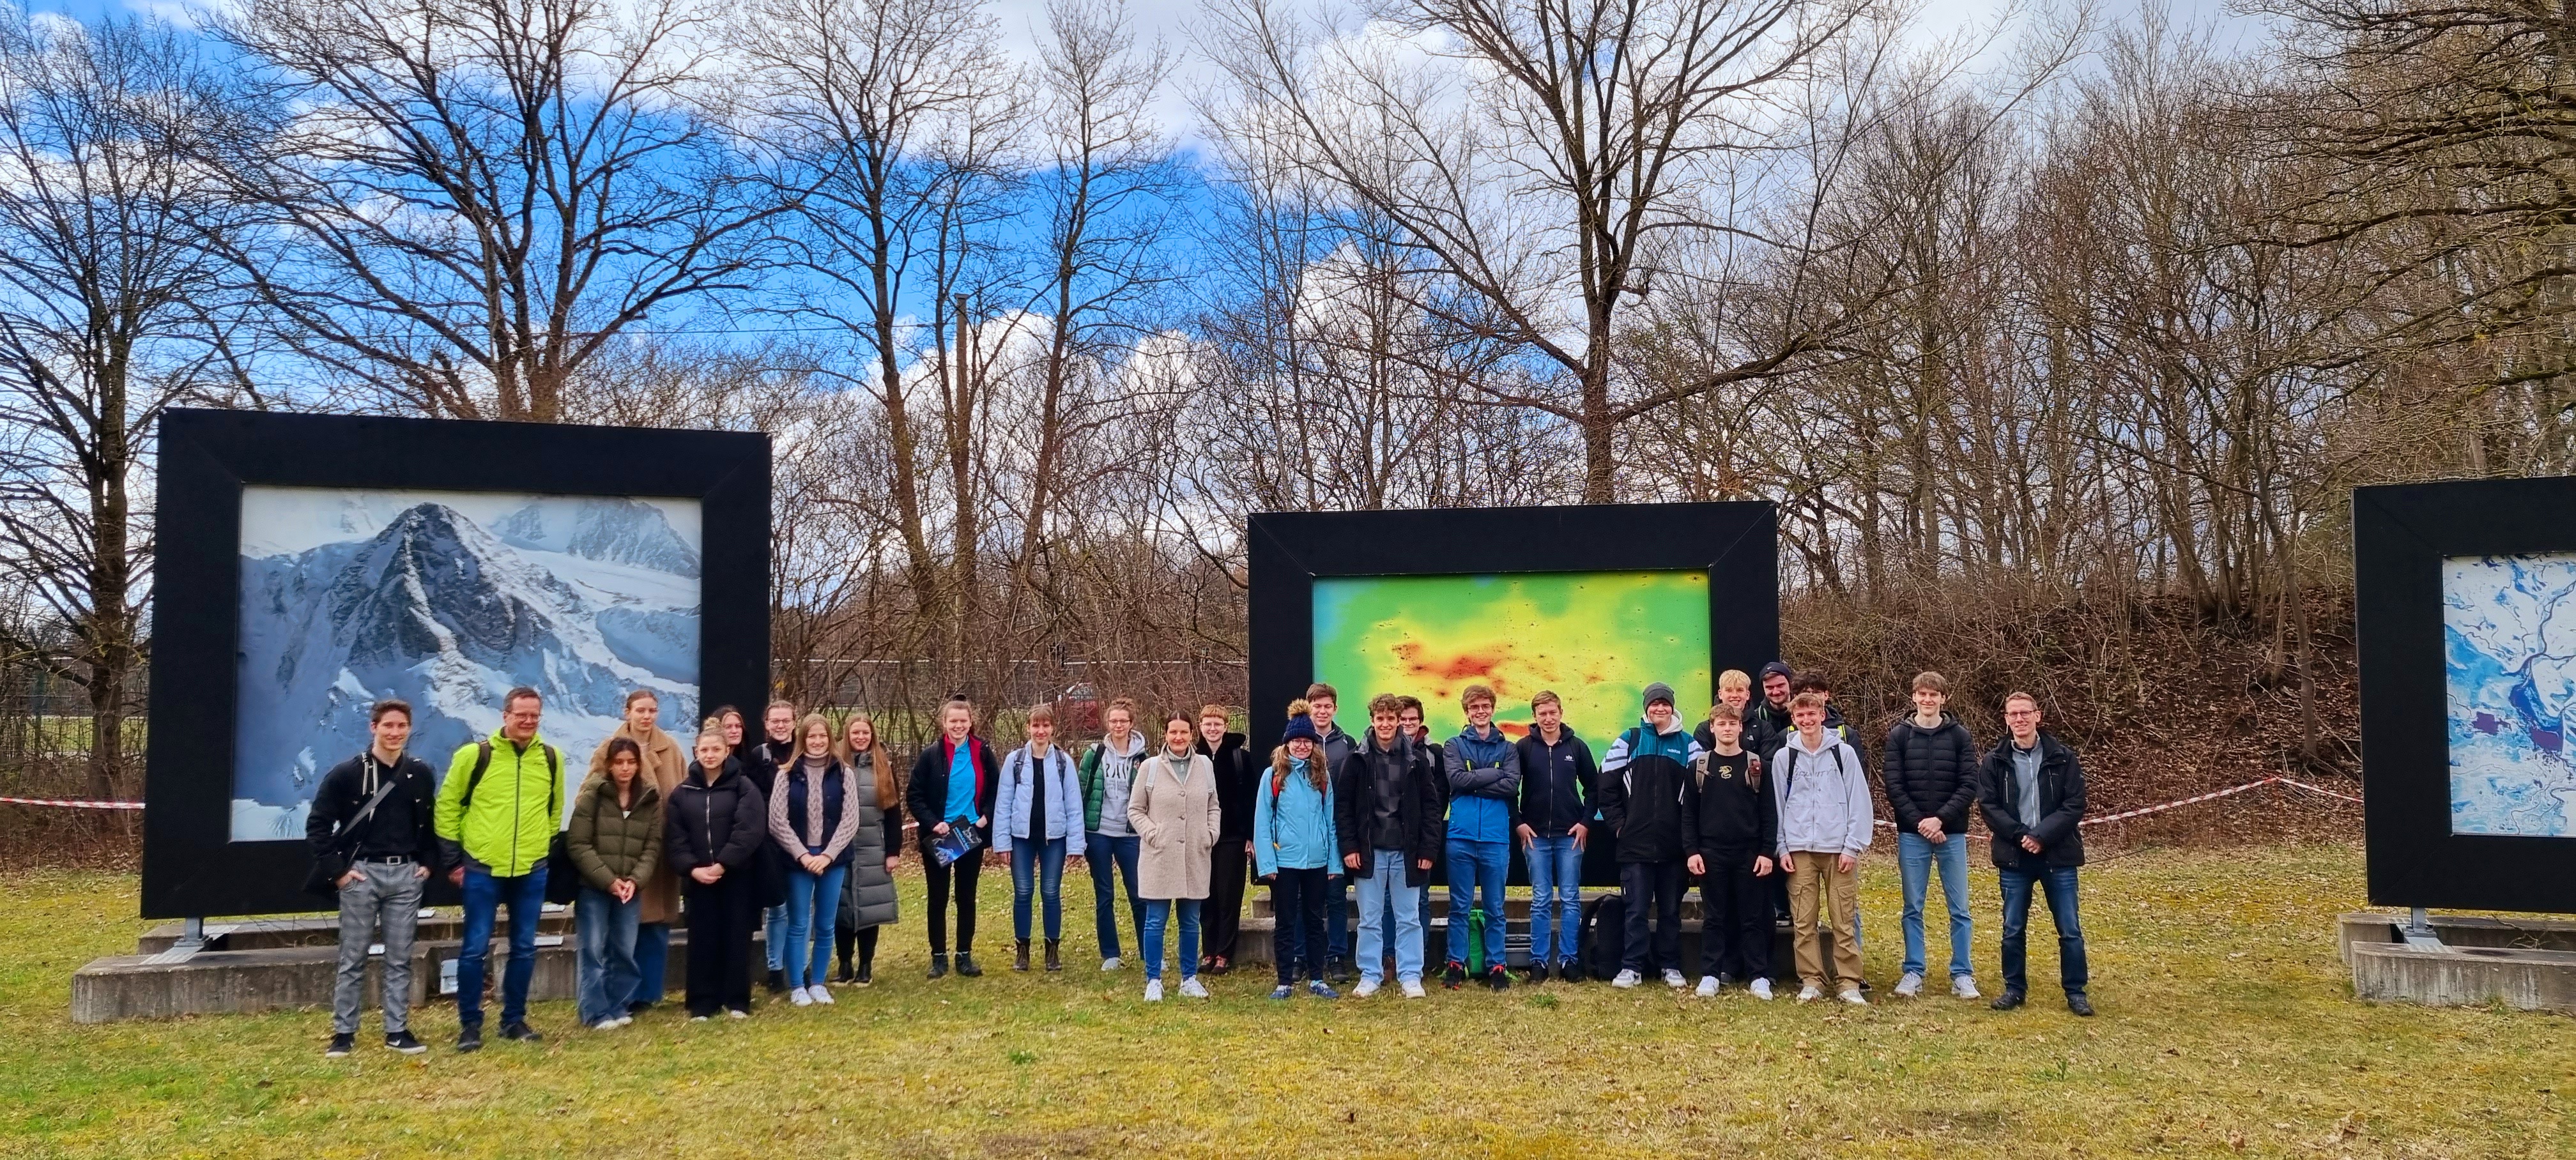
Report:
231,486,703,841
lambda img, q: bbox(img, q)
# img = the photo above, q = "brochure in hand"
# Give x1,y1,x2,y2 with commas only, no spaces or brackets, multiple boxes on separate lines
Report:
931,820,985,867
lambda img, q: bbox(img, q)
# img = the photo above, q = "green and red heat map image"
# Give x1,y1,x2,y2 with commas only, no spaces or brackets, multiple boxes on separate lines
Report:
1311,571,1713,745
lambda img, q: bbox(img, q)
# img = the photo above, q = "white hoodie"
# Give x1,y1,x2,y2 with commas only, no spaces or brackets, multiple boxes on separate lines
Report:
1770,729,1875,859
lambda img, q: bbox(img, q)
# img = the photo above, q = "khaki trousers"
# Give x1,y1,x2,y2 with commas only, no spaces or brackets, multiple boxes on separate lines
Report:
1786,850,1863,989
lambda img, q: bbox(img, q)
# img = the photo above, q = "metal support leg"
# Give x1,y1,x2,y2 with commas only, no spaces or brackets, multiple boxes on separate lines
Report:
2401,907,2444,950
176,917,206,953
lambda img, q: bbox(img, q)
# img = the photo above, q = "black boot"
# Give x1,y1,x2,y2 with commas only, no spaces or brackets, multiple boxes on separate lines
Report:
765,968,787,995
955,952,983,977
928,953,949,980
1015,940,1031,972
1045,940,1062,972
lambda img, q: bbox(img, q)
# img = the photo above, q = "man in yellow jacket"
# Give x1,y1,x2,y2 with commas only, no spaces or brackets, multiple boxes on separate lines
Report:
434,686,563,1052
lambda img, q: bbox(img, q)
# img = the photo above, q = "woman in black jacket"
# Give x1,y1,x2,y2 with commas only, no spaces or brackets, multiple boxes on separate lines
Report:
666,730,768,1019
905,699,1000,979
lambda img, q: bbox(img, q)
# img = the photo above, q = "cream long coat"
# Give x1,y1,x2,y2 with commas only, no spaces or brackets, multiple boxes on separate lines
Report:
1128,748,1222,900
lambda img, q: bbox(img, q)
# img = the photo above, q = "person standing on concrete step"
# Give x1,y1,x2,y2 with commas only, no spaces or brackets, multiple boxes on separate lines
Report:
309,698,441,1058
584,689,687,1014
1882,671,1981,1001
1979,692,2094,1018
435,686,565,1052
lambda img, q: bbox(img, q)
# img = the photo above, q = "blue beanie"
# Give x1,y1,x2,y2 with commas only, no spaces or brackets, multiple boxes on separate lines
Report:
1282,714,1321,744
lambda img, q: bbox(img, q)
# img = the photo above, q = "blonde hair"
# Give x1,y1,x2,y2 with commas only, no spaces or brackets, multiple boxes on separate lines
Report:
1460,683,1496,710
1719,669,1751,691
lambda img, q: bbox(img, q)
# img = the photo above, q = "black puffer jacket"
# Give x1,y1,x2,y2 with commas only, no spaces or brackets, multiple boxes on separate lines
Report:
666,760,768,874
1882,713,1979,832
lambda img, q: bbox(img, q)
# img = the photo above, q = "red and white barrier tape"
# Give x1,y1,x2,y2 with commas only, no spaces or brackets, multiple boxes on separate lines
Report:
1867,774,2362,831
0,795,146,810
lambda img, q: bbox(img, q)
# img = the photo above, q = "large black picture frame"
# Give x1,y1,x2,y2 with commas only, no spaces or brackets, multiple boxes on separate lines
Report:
2354,478,2576,914
143,408,770,919
1246,501,1779,887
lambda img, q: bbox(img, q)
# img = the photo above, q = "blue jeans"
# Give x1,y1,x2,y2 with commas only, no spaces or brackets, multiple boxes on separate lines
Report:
574,885,641,1025
1354,850,1425,985
783,862,847,989
1085,832,1142,959
1445,837,1508,968
1999,859,2089,996
1898,831,1974,979
1011,836,1068,942
765,903,789,972
1526,834,1584,965
633,922,670,1005
1141,898,1200,982
457,863,547,1028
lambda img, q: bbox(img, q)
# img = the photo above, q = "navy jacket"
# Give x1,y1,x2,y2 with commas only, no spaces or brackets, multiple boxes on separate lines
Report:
1511,727,1597,837
1882,713,1979,832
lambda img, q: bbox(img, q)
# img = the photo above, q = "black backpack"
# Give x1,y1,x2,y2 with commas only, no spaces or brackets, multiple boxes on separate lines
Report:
1581,892,1627,980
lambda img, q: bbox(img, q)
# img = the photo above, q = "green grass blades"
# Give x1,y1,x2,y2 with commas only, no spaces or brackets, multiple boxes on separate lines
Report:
3,845,2571,1157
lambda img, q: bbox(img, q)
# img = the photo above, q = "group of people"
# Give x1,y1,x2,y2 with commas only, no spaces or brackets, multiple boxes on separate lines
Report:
304,664,2095,1058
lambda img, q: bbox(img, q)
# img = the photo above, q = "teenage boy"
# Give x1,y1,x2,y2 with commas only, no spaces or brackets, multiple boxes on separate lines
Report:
1682,706,1775,1000
434,686,564,1051
1335,693,1443,998
1395,696,1445,958
1513,690,1596,983
1772,691,1873,1005
309,698,441,1057
1791,670,1867,957
1442,683,1520,990
1598,682,1701,989
1882,671,1981,1000
1307,684,1361,982
1979,692,2094,1016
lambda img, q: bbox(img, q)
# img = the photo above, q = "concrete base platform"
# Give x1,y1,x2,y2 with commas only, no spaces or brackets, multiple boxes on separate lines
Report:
2339,912,2576,1014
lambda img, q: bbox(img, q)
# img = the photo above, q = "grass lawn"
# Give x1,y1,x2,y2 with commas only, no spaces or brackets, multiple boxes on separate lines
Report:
1,843,2567,1158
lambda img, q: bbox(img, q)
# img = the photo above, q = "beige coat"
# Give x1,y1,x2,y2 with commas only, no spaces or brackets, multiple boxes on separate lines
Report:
1128,748,1222,900
585,724,689,924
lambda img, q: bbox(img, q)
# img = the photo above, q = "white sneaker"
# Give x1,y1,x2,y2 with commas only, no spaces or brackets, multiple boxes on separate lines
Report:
810,986,834,1005
726,1008,749,1019
1839,988,1868,1005
1695,975,1719,998
614,1014,634,1026
1353,978,1381,998
1797,984,1823,1002
1662,969,1688,989
1750,978,1774,1001
1611,969,1641,989
1399,978,1427,998
789,987,813,1007
1894,972,1924,998
1142,979,1163,1002
1952,976,1981,1000
592,1019,621,1032
1179,977,1209,999
1101,956,1123,972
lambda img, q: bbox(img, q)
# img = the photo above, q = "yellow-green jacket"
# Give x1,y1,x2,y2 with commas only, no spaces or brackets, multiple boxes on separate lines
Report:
434,730,564,878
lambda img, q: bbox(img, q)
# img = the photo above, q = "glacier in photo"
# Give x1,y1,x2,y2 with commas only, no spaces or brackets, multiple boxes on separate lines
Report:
2442,553,2576,838
231,487,702,841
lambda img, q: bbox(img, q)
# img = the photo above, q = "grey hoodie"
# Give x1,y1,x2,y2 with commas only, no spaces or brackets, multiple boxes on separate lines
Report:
1770,729,1876,859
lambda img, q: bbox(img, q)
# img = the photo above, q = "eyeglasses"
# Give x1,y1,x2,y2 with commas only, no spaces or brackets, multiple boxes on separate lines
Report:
2004,710,2039,719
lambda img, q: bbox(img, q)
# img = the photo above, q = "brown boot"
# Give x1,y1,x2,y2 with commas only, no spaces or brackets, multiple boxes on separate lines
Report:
1045,939,1062,972
1014,939,1031,972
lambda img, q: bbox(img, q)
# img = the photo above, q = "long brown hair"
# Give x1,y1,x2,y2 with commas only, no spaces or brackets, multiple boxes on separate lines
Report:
836,711,898,809
1270,699,1329,795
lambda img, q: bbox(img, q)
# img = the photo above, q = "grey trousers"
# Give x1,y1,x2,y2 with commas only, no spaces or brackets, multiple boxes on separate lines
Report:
334,860,425,1035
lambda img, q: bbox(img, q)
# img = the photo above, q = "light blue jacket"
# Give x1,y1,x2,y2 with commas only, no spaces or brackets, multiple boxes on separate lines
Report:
1253,757,1340,876
992,744,1083,851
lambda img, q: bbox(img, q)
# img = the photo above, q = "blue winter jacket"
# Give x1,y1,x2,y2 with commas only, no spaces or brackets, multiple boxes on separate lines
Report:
992,744,1084,851
1443,725,1522,845
1253,757,1340,876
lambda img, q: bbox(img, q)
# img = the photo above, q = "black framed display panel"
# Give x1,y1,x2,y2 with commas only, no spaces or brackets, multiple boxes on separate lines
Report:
1247,501,1778,887
143,408,770,919
2355,478,2576,914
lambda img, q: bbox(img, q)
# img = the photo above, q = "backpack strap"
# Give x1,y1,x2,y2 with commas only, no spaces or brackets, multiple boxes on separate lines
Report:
459,742,496,809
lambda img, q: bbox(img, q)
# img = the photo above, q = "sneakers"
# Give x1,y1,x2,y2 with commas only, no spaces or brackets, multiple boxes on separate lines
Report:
1662,968,1688,989
1485,966,1510,991
954,953,983,977
1269,984,1295,1000
1327,956,1355,984
1143,979,1165,1003
1991,990,2027,1011
1557,958,1585,983
385,1030,427,1054
325,1033,355,1058
1695,975,1720,998
1526,961,1550,985
455,1024,484,1053
614,1014,634,1026
1797,984,1823,1002
1353,978,1382,998
1399,977,1427,998
1306,979,1338,999
1100,956,1123,972
766,968,788,994
1749,978,1774,1001
593,1019,623,1031
1611,969,1641,989
726,1007,750,1019
2067,993,2096,1017
1894,972,1924,998
498,1021,540,1042
1839,988,1868,1005
928,954,949,980
1443,961,1467,989
810,986,834,1005
1953,975,1981,1000
790,987,814,1007
1179,976,1211,999
689,1014,710,1023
